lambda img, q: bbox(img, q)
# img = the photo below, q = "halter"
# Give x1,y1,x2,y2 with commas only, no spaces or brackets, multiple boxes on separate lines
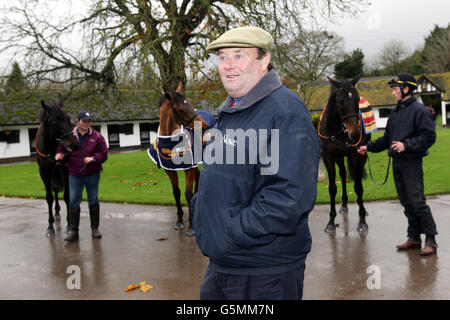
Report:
317,105,363,147
170,104,198,127
35,125,74,158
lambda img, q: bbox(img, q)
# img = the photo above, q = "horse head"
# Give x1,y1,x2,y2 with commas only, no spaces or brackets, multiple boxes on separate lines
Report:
327,75,362,145
40,97,78,152
158,83,209,135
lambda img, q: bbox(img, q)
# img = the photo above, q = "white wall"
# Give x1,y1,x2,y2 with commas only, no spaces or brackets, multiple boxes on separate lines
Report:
0,126,33,159
372,106,395,129
119,123,140,147
1,121,157,160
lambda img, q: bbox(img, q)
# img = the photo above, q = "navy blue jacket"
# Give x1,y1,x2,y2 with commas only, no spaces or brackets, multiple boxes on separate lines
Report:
192,70,321,275
367,97,436,158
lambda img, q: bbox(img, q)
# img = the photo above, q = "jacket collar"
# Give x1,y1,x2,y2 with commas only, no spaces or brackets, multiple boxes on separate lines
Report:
396,96,416,109
73,126,92,141
217,69,283,115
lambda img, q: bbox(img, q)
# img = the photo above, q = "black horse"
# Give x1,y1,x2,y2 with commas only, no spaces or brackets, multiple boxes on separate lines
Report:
36,98,78,236
318,75,371,232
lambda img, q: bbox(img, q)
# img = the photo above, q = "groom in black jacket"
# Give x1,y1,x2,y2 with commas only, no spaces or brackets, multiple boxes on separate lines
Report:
358,73,437,256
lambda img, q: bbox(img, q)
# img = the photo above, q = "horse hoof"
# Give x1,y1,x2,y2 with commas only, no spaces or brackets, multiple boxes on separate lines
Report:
325,224,336,233
357,223,369,232
186,229,196,237
339,207,348,214
174,222,185,230
47,229,55,237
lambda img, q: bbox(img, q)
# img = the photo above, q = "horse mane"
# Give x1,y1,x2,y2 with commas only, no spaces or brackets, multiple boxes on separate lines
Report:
39,102,66,125
325,86,339,133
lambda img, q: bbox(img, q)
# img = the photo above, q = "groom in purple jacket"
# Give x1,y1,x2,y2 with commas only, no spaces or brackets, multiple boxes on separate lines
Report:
56,111,108,243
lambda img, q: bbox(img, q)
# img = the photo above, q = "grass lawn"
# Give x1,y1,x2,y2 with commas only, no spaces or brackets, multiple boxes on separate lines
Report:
1,128,449,206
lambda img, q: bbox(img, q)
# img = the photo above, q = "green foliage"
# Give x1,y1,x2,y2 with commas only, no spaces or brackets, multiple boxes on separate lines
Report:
310,113,321,131
4,61,27,94
420,23,450,73
334,49,365,79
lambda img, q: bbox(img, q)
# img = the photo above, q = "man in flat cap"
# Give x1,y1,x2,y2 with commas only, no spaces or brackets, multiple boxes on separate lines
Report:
191,26,321,299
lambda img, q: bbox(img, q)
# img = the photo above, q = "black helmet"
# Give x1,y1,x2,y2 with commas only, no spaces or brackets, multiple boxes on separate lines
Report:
388,73,417,90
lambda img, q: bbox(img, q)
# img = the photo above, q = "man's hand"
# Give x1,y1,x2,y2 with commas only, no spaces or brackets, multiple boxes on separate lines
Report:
391,141,405,153
84,156,95,164
357,145,368,155
55,153,64,161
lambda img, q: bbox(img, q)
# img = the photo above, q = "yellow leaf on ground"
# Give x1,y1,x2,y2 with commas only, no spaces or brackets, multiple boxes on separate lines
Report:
125,284,140,292
140,284,154,293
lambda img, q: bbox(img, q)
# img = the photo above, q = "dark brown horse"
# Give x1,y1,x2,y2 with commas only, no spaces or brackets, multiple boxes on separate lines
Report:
156,84,209,236
36,98,78,236
318,75,371,232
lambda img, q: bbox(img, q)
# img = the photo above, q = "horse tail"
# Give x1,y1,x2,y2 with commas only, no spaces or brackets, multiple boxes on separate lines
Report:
51,164,65,193
347,156,367,182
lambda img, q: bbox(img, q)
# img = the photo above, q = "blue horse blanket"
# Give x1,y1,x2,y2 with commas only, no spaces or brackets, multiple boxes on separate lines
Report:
148,126,199,171
148,109,216,170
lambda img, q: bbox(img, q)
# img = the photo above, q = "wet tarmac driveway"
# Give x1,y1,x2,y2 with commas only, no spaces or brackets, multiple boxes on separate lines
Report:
0,195,449,300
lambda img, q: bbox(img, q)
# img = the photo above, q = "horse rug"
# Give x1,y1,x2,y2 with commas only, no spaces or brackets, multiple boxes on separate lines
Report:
148,126,200,171
359,97,377,134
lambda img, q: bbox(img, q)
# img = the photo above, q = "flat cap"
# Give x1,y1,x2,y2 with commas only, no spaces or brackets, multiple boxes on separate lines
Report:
207,26,274,54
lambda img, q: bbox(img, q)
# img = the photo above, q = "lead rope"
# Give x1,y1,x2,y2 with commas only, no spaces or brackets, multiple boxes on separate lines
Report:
367,154,391,186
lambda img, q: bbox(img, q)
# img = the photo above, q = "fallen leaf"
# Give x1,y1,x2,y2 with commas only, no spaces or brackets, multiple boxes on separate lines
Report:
156,237,168,241
125,284,140,292
141,284,154,293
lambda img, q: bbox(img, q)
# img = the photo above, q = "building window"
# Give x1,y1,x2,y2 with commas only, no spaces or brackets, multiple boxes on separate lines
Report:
0,130,20,144
119,123,134,135
379,108,392,118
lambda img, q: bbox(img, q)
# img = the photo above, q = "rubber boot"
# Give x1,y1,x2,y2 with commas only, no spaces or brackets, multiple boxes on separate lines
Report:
89,204,102,239
64,207,80,242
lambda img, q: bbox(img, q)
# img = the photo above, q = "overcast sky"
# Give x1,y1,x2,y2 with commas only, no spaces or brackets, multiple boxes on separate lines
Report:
325,0,450,61
0,0,449,74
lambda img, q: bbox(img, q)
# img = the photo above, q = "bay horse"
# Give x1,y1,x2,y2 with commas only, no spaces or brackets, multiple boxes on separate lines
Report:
155,84,209,236
36,97,78,236
318,75,371,232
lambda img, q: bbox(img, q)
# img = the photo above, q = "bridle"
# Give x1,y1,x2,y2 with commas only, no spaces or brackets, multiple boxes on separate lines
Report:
170,103,198,128
317,104,363,147
35,125,74,159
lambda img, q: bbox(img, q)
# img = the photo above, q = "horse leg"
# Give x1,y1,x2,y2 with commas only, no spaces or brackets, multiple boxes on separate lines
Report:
45,184,55,236
194,167,200,194
353,155,368,232
185,169,196,236
165,170,184,230
323,155,338,232
336,157,348,214
54,190,61,222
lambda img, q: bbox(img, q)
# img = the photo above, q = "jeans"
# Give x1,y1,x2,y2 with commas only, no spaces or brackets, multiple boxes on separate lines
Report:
68,172,100,209
200,261,306,300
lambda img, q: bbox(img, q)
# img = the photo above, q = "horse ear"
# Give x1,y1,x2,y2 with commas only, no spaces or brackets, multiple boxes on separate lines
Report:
176,81,184,94
352,74,362,86
57,94,64,107
328,76,342,88
165,92,173,101
41,100,49,110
